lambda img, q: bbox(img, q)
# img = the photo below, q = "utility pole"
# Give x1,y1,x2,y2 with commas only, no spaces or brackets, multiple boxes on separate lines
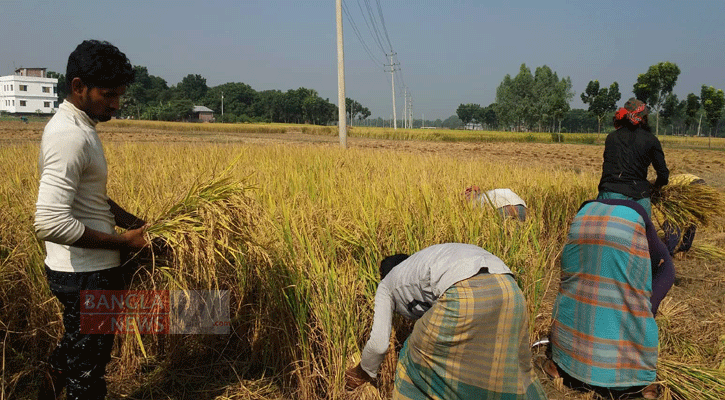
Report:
335,0,347,148
386,53,398,130
404,87,408,129
221,91,224,117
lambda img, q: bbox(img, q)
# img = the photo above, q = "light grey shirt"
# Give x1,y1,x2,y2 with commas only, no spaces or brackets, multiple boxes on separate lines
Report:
480,188,526,209
34,101,120,272
360,243,513,377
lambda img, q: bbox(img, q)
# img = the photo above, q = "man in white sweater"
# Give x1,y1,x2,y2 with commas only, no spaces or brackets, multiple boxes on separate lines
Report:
35,40,146,400
344,243,546,399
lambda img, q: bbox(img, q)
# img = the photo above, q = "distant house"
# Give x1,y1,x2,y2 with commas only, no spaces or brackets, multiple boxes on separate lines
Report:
0,68,59,115
191,105,214,122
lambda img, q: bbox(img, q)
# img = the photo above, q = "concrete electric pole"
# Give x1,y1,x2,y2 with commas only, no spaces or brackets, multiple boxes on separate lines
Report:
336,0,347,148
386,53,398,130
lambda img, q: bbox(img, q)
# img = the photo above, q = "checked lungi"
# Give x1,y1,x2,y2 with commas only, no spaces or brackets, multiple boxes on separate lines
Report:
394,273,547,400
551,201,658,389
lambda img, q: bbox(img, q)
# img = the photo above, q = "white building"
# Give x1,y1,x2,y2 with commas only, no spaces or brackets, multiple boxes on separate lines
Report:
0,68,58,115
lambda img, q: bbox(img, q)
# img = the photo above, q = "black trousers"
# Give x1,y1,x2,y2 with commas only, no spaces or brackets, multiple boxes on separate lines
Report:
45,265,132,400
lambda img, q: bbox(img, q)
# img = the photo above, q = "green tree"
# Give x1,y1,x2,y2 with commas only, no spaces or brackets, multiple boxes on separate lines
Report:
46,71,68,103
118,66,170,119
632,61,681,135
561,109,599,133
345,98,371,125
176,74,208,103
280,87,317,123
203,82,258,120
495,64,571,132
533,66,558,132
303,96,336,125
494,75,515,130
476,104,497,130
158,99,194,121
581,80,621,133
253,90,284,122
532,66,574,132
511,64,535,130
684,93,700,134
552,77,574,132
456,103,480,128
660,94,686,135
700,85,725,142
442,114,462,129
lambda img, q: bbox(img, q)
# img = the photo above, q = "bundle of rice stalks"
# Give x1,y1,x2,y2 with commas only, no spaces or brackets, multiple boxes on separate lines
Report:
688,242,725,261
141,173,261,289
658,358,725,400
651,179,725,233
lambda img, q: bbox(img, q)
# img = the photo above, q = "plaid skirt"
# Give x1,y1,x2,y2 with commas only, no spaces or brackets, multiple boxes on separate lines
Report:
551,202,658,389
393,273,546,400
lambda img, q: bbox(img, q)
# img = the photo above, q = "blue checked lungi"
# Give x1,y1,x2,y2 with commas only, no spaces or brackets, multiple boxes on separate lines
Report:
551,202,658,389
393,273,547,399
597,191,652,217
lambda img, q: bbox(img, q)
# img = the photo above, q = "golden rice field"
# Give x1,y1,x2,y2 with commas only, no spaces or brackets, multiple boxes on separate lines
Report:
1,120,724,400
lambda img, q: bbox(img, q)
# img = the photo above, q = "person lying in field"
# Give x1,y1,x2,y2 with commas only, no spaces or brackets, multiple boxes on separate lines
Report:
345,243,547,399
463,186,528,221
542,199,674,400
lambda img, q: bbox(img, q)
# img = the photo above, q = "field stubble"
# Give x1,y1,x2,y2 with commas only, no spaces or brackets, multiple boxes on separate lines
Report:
1,121,724,400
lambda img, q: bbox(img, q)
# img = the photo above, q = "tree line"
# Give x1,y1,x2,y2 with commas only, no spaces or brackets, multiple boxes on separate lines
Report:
457,62,725,137
48,66,374,126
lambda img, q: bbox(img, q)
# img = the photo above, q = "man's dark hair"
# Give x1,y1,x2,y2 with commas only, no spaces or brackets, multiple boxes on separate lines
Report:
380,254,409,280
65,40,135,92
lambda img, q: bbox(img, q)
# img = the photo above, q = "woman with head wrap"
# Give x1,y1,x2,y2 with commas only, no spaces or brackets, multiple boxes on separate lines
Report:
597,98,669,217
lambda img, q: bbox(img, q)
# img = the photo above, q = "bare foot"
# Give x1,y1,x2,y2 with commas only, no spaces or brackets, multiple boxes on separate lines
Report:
542,359,561,380
642,383,659,399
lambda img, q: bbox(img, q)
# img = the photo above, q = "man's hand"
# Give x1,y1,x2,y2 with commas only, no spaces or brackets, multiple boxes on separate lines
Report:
121,225,148,249
344,363,372,390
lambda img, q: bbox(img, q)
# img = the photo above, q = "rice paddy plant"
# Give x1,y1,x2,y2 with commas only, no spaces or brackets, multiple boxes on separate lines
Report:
688,242,725,261
98,119,725,150
658,358,725,400
652,179,725,235
104,119,290,134
5,135,722,399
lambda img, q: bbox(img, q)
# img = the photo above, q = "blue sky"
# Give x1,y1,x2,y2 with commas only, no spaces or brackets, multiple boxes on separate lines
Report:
1,0,723,120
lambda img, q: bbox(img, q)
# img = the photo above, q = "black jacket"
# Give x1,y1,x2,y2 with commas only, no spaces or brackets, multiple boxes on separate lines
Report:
598,127,669,199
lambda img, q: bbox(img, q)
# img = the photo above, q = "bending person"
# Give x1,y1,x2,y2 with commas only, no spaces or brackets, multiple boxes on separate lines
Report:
544,200,674,399
345,243,546,399
464,186,528,221
598,98,669,216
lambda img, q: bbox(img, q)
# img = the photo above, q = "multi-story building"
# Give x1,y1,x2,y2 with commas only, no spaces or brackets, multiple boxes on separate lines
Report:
0,68,59,115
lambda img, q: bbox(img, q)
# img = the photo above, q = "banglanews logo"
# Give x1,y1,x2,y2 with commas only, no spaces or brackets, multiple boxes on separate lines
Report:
80,290,230,334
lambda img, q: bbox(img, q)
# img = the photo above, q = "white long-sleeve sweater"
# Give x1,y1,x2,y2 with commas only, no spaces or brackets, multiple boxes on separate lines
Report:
34,101,120,272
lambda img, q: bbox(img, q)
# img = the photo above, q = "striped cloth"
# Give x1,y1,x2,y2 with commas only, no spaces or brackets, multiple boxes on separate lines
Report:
597,191,652,217
551,201,658,389
393,273,546,400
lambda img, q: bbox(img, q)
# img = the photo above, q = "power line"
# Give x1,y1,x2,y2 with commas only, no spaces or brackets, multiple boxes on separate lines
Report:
355,0,387,55
342,2,384,67
340,0,411,124
360,0,388,55
375,0,394,51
